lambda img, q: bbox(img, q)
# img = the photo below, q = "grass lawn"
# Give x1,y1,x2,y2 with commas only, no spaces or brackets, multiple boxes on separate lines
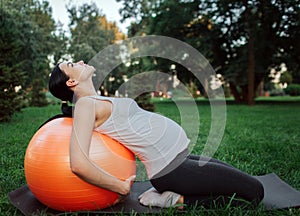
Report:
0,98,300,215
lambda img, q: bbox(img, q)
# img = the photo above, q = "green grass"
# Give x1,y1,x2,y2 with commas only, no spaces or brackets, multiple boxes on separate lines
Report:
1,99,300,215
255,95,300,102
0,105,61,215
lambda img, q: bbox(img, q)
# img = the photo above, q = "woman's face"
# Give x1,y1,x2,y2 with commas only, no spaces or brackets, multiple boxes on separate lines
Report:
59,60,95,82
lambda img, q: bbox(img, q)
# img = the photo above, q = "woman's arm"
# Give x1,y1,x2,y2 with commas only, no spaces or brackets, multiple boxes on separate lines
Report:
69,97,134,195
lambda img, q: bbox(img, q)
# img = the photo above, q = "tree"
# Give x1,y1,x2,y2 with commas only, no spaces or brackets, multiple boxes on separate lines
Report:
0,0,64,120
118,0,223,98
192,0,300,103
5,0,57,106
0,7,27,121
243,0,256,105
67,2,125,62
118,0,300,103
52,21,70,63
277,0,300,83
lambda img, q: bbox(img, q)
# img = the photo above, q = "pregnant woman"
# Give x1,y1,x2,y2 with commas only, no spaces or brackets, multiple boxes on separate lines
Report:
48,60,264,209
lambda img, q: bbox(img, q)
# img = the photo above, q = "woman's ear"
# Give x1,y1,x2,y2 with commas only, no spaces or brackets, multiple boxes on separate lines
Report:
66,79,79,87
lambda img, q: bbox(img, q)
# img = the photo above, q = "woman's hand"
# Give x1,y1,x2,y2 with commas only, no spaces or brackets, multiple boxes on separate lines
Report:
118,175,136,195
114,175,136,204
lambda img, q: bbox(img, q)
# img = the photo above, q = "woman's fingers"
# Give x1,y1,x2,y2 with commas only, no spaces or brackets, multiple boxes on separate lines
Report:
127,175,136,182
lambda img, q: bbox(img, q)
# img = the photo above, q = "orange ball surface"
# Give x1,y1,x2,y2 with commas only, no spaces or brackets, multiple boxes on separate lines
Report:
24,117,136,212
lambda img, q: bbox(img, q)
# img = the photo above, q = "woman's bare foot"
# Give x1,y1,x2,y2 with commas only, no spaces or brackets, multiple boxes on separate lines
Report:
176,195,184,210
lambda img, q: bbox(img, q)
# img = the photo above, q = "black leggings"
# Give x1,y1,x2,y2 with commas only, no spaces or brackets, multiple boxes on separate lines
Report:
150,155,264,208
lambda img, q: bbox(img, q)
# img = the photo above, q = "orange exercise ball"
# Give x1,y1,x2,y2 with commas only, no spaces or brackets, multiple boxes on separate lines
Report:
24,117,136,212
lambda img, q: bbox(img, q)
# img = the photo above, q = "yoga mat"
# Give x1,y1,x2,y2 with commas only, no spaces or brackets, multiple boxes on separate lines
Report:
254,173,300,210
8,173,300,215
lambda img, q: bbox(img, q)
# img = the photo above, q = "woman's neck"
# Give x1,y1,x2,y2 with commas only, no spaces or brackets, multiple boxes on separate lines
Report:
73,80,98,100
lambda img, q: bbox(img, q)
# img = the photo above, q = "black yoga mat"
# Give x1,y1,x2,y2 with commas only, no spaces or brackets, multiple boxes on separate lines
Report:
8,173,300,215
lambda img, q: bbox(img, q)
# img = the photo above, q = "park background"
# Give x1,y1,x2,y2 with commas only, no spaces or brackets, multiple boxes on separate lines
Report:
1,0,299,215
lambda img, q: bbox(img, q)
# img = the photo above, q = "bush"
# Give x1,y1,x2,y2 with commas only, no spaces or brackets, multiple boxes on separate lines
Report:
269,88,285,96
29,79,48,107
0,9,27,122
0,66,26,122
284,84,300,96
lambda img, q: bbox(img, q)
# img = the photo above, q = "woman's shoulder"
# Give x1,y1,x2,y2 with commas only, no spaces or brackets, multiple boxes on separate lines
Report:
74,97,96,111
74,96,111,117
76,96,109,107
77,96,95,103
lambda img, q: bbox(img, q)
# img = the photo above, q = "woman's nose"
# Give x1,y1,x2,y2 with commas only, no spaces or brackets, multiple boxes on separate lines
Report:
77,60,84,65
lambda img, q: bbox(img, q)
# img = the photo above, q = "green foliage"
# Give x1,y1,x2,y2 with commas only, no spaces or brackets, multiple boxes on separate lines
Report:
125,68,155,111
67,2,116,62
0,0,60,120
280,71,293,85
0,8,27,122
147,0,197,38
136,93,154,111
29,79,48,107
118,0,300,104
124,57,158,110
0,66,26,122
9,0,56,89
285,84,300,96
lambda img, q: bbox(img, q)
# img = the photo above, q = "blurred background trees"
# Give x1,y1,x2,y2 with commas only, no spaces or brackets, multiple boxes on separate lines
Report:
0,0,299,121
0,0,124,121
0,0,54,121
67,2,125,62
117,0,300,104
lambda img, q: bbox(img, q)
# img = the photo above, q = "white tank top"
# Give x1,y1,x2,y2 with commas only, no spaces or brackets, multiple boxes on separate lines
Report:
93,96,190,178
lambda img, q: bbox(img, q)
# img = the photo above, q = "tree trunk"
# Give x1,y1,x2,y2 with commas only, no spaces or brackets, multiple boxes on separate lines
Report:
229,82,242,102
241,85,248,103
244,0,256,106
247,35,255,105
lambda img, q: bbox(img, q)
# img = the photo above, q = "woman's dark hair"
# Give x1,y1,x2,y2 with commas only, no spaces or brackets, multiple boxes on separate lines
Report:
49,64,74,103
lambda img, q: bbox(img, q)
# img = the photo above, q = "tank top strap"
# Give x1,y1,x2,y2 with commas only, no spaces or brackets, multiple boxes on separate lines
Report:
88,95,114,103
